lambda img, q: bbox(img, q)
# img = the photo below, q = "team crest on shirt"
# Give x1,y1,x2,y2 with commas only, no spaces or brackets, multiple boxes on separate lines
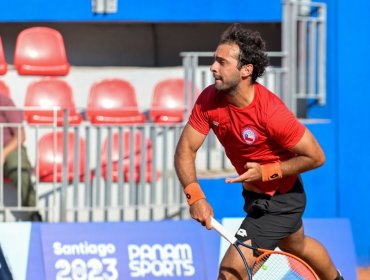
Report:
241,127,257,145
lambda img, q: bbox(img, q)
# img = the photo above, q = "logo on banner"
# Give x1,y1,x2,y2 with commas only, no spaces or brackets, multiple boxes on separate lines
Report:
40,221,208,279
128,243,195,277
52,241,119,279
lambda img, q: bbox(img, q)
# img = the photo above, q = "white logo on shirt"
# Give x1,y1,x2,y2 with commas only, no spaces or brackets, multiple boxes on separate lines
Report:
212,121,219,126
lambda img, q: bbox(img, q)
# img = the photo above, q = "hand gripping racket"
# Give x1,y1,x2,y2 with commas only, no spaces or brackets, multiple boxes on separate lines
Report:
211,217,319,280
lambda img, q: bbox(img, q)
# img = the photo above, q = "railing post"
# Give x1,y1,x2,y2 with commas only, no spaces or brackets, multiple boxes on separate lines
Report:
183,54,191,121
60,108,69,222
317,3,327,105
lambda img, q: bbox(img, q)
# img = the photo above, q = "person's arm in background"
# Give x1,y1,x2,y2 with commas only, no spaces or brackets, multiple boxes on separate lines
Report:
0,94,26,165
174,124,214,229
1,127,25,165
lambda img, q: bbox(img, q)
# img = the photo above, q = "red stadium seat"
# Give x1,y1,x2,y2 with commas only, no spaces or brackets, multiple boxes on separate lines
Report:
101,130,159,183
149,78,198,123
0,80,10,97
0,37,7,75
37,131,86,182
14,27,70,76
86,79,145,124
24,77,82,125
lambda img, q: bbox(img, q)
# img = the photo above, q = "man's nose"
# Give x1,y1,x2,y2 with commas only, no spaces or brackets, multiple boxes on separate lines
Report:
210,62,217,72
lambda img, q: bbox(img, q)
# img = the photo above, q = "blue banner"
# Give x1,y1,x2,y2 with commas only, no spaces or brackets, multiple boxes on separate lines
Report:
0,218,357,280
40,221,209,279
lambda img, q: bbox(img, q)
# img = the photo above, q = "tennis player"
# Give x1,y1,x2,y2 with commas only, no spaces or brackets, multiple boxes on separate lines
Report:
174,23,343,280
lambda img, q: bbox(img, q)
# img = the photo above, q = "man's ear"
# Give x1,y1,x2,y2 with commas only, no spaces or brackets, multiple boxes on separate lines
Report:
241,64,253,78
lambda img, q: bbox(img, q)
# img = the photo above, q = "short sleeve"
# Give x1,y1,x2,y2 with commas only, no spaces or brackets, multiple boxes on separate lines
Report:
188,90,211,135
266,98,306,148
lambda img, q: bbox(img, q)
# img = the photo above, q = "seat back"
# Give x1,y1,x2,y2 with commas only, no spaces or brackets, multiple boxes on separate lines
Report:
0,80,10,97
101,130,156,182
37,131,86,182
0,37,7,75
87,78,145,124
149,78,196,123
24,77,82,125
14,27,70,76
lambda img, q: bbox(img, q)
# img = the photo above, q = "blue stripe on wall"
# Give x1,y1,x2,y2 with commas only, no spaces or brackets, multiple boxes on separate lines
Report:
0,0,282,22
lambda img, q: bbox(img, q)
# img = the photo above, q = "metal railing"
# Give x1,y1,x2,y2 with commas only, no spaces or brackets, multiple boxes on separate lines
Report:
0,107,60,221
0,104,233,223
0,110,189,222
283,0,327,114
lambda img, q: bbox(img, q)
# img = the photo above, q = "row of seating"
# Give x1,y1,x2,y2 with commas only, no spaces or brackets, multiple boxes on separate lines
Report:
0,77,194,124
1,77,162,183
1,26,198,124
0,27,70,76
0,26,186,184
37,130,158,184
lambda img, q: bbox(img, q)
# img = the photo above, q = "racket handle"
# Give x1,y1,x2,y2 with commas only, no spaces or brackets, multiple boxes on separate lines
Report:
211,217,238,244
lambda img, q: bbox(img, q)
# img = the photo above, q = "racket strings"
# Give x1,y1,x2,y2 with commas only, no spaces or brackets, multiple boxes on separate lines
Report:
252,252,317,280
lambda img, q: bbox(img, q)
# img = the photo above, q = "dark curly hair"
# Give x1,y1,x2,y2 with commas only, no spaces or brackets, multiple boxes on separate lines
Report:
220,23,269,83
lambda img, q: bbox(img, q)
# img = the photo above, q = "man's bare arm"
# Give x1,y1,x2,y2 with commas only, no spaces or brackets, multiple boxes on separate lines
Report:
174,124,207,188
174,124,214,229
281,128,325,176
226,128,325,182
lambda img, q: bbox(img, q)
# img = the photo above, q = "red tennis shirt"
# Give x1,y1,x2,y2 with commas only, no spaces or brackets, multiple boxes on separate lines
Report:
188,83,306,195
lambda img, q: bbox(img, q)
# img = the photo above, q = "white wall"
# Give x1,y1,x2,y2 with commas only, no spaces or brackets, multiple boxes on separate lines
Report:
2,66,185,111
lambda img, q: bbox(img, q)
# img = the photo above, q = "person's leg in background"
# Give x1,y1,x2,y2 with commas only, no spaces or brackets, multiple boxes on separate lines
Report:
3,145,42,221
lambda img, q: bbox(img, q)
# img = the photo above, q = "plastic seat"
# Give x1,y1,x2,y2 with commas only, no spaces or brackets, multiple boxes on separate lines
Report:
14,27,70,76
0,80,10,97
24,77,82,125
86,79,146,124
37,131,86,182
0,37,7,75
101,130,159,183
149,78,198,123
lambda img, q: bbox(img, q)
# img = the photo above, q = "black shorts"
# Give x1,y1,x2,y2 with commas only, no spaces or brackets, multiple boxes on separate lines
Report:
235,177,306,250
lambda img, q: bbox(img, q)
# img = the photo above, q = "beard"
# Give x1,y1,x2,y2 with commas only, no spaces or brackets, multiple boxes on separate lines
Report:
214,79,239,96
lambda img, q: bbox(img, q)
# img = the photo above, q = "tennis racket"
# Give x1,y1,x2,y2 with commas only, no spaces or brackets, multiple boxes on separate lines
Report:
211,217,319,280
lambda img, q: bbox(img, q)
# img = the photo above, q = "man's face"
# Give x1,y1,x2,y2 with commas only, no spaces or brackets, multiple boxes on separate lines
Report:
210,43,242,94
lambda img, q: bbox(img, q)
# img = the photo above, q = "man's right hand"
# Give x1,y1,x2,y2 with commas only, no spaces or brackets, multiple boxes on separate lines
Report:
189,199,214,230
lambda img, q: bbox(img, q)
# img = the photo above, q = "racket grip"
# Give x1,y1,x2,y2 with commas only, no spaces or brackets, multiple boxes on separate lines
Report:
211,217,238,244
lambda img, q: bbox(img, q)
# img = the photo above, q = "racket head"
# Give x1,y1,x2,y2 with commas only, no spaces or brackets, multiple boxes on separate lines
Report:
252,250,319,280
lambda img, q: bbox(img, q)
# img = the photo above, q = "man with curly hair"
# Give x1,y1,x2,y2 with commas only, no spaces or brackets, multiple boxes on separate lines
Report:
174,23,342,279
